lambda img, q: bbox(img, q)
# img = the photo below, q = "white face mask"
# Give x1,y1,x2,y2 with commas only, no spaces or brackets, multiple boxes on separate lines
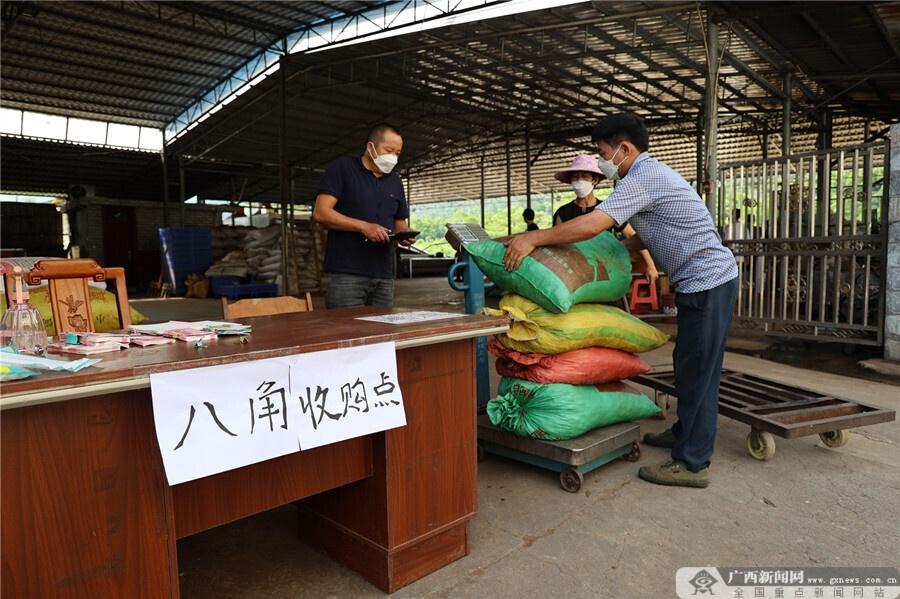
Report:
597,144,624,181
368,143,398,174
571,179,594,199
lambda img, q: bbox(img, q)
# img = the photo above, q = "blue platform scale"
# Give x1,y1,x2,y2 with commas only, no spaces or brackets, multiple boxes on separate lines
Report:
444,223,642,493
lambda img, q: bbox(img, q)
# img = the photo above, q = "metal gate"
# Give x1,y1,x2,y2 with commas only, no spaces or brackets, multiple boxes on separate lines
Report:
717,141,888,346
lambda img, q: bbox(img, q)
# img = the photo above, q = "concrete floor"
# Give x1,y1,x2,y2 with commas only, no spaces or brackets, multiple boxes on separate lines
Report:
146,278,900,598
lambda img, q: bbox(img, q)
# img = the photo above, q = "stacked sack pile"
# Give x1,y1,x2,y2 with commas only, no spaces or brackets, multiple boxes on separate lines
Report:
467,231,669,441
211,226,251,262
241,223,324,292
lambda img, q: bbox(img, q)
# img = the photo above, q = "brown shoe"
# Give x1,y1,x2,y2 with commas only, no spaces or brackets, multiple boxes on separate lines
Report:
638,459,709,488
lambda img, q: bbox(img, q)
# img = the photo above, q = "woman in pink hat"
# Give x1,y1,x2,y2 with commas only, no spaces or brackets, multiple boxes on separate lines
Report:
553,154,658,285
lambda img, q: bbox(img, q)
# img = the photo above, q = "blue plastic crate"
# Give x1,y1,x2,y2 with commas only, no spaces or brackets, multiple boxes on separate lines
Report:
209,275,245,297
218,283,278,300
159,227,212,295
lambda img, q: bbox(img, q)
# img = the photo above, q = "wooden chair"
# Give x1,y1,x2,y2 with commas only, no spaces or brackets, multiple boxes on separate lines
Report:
3,258,131,334
221,292,314,319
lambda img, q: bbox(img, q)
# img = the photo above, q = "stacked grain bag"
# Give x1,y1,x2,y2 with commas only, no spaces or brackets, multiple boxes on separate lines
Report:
467,231,668,441
211,226,252,262
242,223,324,293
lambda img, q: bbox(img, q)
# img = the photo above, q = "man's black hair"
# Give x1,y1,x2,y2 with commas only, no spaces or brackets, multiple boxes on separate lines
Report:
522,207,535,221
368,123,402,143
591,113,649,152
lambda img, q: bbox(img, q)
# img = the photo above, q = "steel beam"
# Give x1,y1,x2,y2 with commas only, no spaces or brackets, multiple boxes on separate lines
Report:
704,17,719,215
178,158,186,225
480,154,486,228
279,55,290,297
525,120,532,211
161,146,170,226
506,123,512,236
783,71,792,157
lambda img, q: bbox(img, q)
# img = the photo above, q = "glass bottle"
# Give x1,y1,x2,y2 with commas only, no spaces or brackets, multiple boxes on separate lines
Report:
0,267,49,355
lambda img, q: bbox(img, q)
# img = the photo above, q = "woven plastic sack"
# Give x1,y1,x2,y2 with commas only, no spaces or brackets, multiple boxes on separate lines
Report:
465,231,631,313
488,338,651,385
487,377,661,440
486,294,668,354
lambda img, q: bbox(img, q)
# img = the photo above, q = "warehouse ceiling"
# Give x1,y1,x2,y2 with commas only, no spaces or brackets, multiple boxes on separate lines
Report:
0,0,387,127
1,1,898,205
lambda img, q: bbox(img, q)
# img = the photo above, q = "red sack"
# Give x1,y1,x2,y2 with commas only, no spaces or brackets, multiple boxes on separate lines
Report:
488,338,651,385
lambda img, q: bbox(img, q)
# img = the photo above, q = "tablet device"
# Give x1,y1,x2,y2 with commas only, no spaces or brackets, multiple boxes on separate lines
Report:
390,230,420,241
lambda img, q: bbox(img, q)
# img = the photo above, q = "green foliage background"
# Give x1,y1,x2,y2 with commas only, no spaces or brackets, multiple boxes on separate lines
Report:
409,187,613,256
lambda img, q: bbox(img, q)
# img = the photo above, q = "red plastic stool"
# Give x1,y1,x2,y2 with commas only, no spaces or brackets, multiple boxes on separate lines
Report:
629,277,659,313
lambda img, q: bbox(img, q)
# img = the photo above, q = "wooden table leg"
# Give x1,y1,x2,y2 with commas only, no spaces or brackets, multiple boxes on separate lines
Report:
298,339,477,592
1,391,179,598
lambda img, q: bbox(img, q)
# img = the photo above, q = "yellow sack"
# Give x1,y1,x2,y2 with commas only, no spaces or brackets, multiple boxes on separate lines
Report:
486,294,668,354
0,286,147,337
184,274,209,299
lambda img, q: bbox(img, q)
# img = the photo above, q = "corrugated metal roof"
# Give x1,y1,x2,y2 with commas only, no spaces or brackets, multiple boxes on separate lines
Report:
0,0,381,126
163,1,896,205
725,1,900,121
1,1,897,204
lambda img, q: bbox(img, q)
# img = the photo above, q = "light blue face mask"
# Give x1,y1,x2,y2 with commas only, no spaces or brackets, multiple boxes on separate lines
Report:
597,145,624,181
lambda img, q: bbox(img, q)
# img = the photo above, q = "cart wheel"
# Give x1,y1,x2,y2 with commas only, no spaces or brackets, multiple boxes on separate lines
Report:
559,468,584,493
622,442,641,462
746,430,776,461
477,443,486,463
819,429,849,448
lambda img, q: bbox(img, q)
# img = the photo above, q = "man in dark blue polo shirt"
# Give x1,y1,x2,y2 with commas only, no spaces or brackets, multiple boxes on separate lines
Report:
313,123,416,308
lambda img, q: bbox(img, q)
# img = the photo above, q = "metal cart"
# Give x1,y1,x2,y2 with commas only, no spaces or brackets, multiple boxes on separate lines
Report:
477,416,641,493
632,369,895,460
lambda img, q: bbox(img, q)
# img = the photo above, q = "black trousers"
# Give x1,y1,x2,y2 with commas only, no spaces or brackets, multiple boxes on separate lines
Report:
671,277,738,472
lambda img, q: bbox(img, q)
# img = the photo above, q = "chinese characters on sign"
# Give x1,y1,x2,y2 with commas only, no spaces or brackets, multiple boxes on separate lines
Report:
289,342,406,450
150,342,406,485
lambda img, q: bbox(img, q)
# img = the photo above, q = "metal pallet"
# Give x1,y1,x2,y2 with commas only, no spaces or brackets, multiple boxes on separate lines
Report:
631,369,895,460
477,416,641,492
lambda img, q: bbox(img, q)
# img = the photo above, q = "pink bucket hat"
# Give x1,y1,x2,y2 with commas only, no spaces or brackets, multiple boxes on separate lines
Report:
554,154,604,184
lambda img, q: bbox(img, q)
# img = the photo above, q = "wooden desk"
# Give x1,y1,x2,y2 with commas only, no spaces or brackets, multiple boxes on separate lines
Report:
1,308,507,597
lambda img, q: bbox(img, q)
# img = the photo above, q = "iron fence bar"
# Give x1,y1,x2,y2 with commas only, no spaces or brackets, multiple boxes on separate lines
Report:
863,146,874,327
848,148,859,325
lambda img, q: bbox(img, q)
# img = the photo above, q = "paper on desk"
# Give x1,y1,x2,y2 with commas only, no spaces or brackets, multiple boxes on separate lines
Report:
130,320,247,335
203,322,251,335
355,311,465,325
0,347,101,372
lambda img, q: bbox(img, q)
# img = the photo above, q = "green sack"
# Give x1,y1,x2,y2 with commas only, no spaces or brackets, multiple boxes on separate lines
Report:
466,231,631,313
487,377,661,441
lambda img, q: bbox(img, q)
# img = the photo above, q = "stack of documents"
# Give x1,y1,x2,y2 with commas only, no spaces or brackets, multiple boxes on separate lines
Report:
201,322,251,336
47,341,123,355
129,320,251,341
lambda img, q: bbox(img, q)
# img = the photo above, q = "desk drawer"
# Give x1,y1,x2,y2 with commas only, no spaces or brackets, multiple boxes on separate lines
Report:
172,435,373,539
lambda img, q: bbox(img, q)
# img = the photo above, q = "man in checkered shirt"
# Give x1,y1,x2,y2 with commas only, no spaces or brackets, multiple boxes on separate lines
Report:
505,113,738,488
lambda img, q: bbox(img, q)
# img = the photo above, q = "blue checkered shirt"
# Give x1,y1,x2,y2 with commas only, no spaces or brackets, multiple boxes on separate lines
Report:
599,153,737,293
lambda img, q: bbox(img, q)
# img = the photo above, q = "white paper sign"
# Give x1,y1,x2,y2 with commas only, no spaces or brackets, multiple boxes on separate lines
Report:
150,342,406,485
355,311,465,324
289,341,406,449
